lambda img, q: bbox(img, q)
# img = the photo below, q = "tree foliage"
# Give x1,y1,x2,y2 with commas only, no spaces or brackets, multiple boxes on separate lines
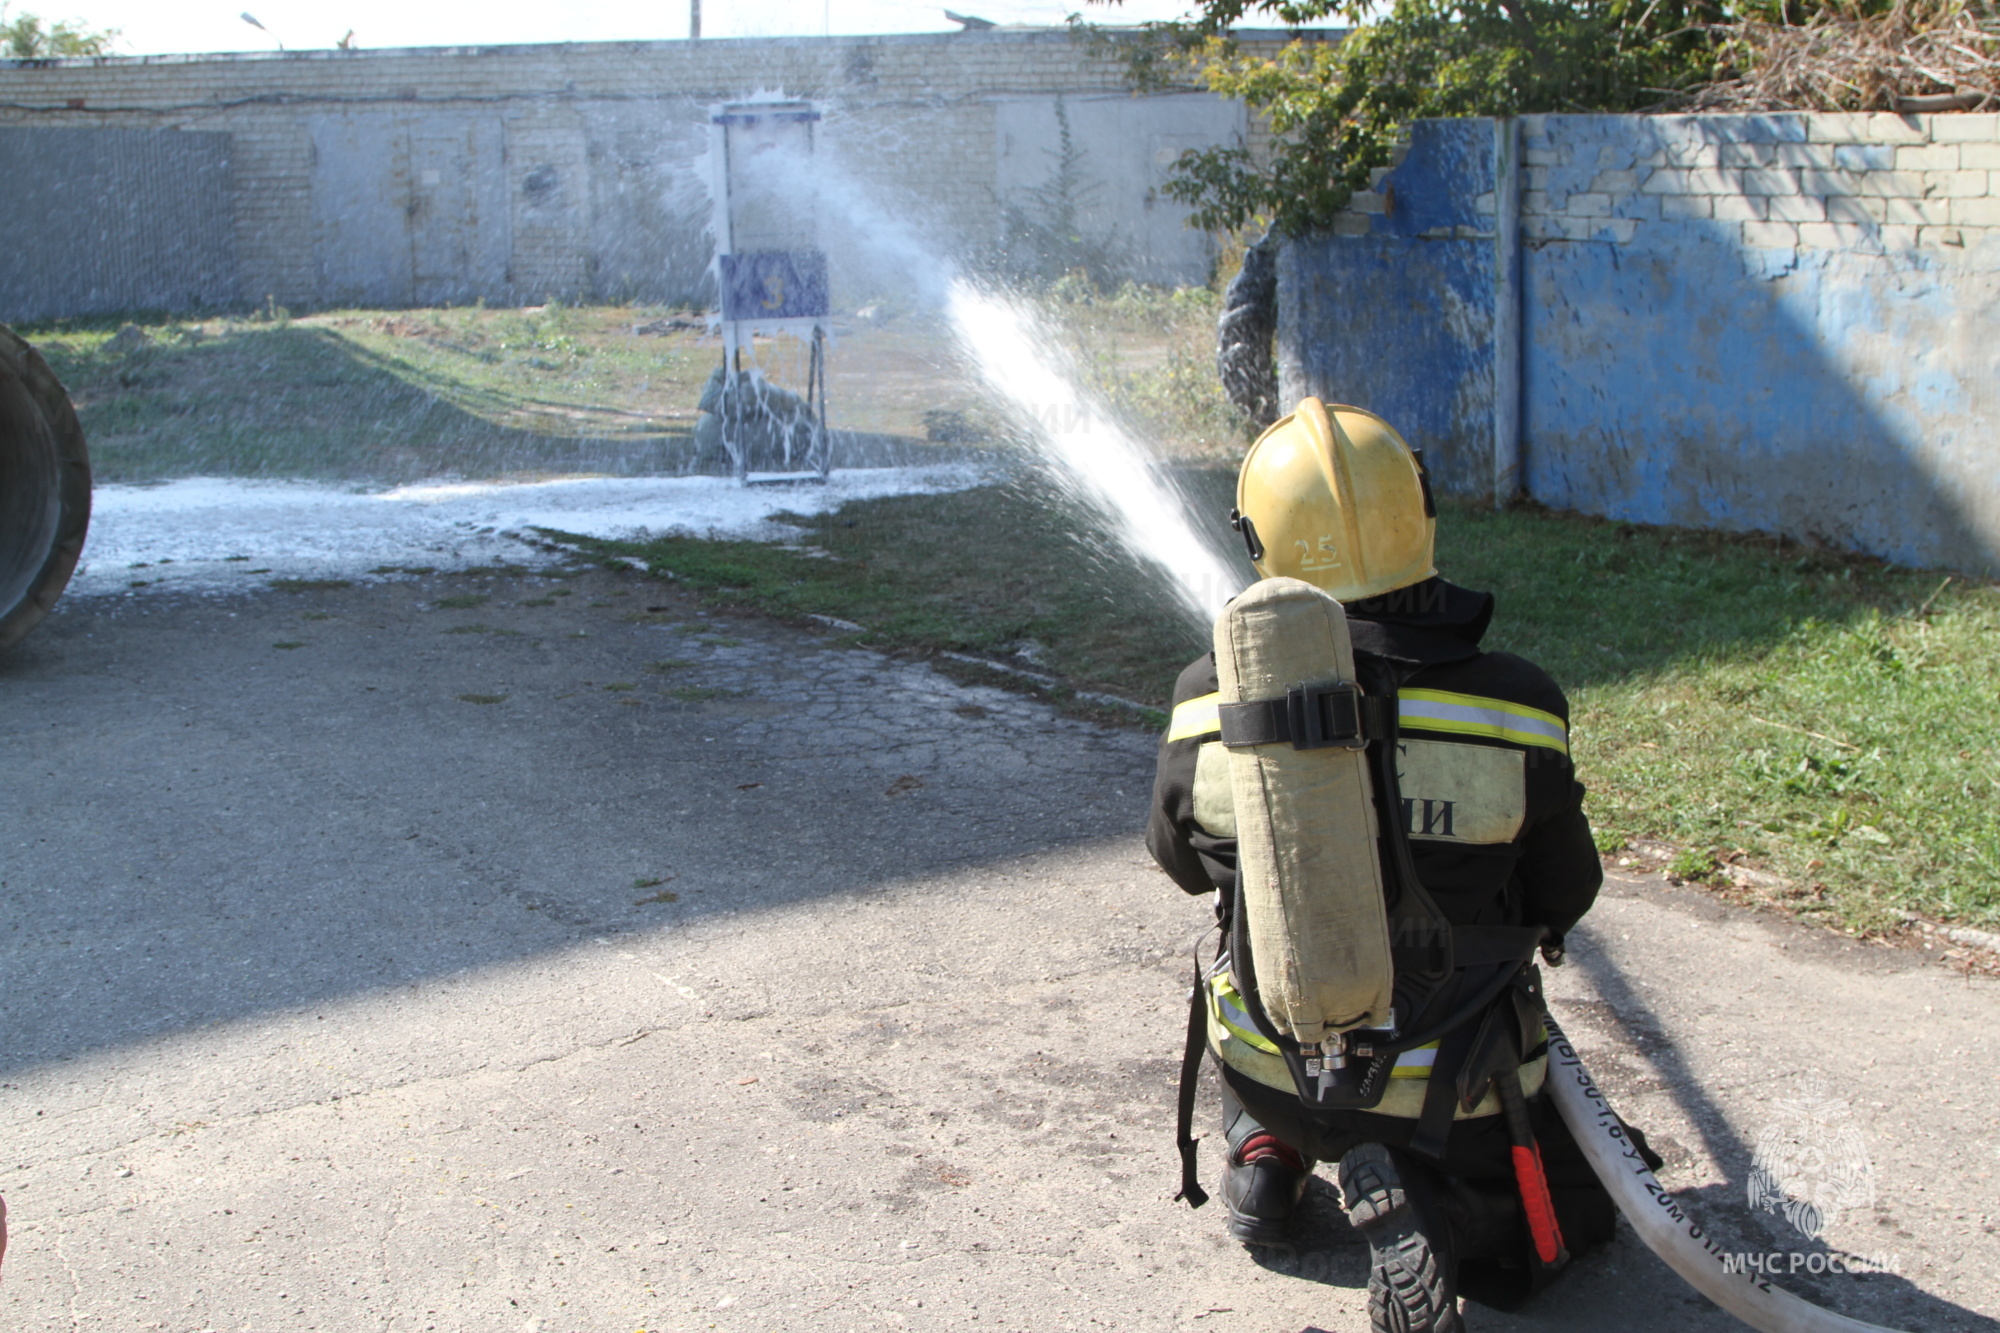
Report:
1082,0,1740,233
2,5,118,58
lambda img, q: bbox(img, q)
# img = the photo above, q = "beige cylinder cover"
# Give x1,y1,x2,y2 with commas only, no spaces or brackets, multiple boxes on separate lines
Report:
1215,576,1395,1044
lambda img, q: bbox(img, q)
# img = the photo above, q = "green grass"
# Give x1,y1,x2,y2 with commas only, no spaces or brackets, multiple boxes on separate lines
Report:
22,307,711,483
584,484,1998,932
1437,508,2000,930
20,292,1234,484
19,303,998,485
576,479,1215,714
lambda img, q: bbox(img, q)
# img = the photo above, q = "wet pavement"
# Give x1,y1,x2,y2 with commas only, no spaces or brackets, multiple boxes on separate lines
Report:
2,571,1995,1332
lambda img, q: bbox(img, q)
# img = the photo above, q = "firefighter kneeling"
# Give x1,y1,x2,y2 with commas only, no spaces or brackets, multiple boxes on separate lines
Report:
1148,399,1656,1332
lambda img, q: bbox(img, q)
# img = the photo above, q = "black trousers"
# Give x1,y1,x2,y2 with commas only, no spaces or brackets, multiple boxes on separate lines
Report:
1221,1062,1637,1308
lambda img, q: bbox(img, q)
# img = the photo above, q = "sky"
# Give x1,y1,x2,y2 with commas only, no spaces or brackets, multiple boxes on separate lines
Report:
31,0,1206,54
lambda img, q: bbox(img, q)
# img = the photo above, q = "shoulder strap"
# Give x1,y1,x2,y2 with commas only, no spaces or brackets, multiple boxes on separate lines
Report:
1173,958,1211,1208
1409,1016,1483,1158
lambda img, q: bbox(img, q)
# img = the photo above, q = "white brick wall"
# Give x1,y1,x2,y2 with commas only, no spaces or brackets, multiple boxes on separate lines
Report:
0,30,1284,305
1529,112,1996,253
1330,112,1999,258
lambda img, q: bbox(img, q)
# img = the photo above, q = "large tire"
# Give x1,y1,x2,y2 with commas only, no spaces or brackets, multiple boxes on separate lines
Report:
1217,230,1279,430
0,323,91,651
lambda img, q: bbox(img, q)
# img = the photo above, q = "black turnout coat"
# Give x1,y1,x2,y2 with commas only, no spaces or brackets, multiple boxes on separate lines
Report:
1147,577,1602,947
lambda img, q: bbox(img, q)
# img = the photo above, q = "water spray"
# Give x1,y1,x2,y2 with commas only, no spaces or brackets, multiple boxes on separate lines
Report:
720,119,1244,624
942,280,1241,626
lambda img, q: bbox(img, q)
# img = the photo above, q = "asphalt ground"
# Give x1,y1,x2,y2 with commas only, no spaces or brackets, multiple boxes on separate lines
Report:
3,570,1996,1333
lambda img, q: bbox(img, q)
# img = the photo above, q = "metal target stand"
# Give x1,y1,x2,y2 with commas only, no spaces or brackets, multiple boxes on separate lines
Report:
709,100,833,486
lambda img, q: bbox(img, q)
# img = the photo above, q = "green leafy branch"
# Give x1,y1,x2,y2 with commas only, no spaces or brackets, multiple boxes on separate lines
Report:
2,4,118,58
1083,0,1735,234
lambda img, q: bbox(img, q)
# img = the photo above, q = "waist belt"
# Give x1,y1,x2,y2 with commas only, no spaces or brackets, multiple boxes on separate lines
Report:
1173,923,1546,1207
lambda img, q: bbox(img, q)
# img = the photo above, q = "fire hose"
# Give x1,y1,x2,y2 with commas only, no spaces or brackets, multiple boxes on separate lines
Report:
1541,1010,1907,1333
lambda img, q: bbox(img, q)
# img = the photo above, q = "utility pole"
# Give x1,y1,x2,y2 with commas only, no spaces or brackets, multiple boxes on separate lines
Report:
1492,116,1522,510
690,0,700,39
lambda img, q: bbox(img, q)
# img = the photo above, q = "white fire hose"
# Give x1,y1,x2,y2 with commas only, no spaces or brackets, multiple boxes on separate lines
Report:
1541,1011,1908,1333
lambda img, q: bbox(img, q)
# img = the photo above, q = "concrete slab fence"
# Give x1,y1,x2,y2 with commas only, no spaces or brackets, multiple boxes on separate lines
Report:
0,32,1316,322
1280,112,2000,576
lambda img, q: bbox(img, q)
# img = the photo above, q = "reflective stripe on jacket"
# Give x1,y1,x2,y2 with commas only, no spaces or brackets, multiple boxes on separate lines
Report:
1149,644,1603,942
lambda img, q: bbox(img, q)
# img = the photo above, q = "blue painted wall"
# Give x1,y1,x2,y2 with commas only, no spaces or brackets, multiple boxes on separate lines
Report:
1278,119,1499,499
1279,114,2000,575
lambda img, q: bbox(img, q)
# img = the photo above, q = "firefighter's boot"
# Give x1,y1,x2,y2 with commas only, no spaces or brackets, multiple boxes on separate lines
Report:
1220,1103,1312,1245
1339,1142,1464,1333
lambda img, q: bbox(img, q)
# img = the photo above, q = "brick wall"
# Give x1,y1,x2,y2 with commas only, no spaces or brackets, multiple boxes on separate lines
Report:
0,128,239,321
1331,112,1999,251
1531,112,1993,249
0,31,1289,315
1283,113,2000,576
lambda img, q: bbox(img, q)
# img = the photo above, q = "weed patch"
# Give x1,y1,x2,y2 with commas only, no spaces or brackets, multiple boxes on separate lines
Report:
1036,282,1252,460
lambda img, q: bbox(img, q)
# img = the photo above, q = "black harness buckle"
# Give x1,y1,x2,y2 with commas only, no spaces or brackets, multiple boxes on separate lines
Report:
1218,680,1375,750
1289,681,1367,750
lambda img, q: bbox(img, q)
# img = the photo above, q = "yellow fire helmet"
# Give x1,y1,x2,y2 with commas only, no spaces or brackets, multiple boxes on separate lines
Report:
1231,398,1437,602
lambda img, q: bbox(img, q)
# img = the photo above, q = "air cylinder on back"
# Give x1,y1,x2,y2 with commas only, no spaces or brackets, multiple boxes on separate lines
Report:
1215,576,1394,1045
